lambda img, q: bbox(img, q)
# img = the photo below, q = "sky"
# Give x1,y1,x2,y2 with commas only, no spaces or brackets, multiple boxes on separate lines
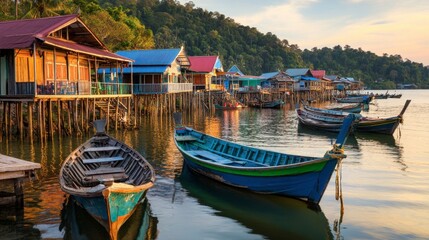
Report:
177,0,429,66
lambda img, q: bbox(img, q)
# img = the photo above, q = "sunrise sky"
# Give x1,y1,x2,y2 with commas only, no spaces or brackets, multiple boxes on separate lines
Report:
178,0,429,65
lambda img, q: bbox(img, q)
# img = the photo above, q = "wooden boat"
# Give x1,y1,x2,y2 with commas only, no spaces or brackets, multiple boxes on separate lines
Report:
327,103,362,113
173,112,355,204
296,109,357,133
299,100,411,135
59,119,155,240
214,99,246,110
388,93,402,98
179,165,333,239
303,104,361,118
248,99,284,108
335,95,372,104
60,196,157,240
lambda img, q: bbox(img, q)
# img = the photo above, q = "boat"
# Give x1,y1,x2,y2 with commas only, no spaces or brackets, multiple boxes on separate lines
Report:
388,93,402,98
173,112,355,204
298,100,411,135
60,196,158,240
296,109,357,133
59,119,155,240
303,104,361,118
248,99,284,108
327,103,362,113
180,165,334,239
214,99,246,110
335,95,372,104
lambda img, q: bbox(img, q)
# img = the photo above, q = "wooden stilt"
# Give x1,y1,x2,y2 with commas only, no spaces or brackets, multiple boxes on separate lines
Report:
28,102,33,142
57,100,61,136
107,98,110,130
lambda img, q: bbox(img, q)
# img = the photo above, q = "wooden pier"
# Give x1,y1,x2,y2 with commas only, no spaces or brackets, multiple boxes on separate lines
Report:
0,154,40,207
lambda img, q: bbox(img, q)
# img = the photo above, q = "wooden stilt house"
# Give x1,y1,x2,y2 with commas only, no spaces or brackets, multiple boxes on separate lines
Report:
0,14,134,138
187,56,223,91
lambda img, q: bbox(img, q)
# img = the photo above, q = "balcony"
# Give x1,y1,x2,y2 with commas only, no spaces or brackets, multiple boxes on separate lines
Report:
133,83,193,94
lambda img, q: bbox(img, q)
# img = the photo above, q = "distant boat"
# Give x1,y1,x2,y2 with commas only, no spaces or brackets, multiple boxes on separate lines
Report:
335,95,372,104
248,99,284,108
59,119,155,240
388,93,402,98
327,103,362,113
296,109,357,133
173,112,355,204
297,100,411,135
214,99,246,110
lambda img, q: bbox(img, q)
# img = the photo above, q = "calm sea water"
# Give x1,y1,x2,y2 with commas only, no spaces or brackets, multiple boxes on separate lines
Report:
0,89,428,240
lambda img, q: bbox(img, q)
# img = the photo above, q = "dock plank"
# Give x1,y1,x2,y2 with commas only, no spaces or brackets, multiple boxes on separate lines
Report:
0,154,41,173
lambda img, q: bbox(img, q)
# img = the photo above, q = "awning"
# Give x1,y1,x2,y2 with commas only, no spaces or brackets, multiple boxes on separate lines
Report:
40,37,132,63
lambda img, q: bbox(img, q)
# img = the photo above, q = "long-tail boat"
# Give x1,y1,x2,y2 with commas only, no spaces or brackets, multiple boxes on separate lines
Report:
173,112,355,204
59,120,155,240
298,100,411,135
296,109,358,133
327,103,363,113
248,99,284,108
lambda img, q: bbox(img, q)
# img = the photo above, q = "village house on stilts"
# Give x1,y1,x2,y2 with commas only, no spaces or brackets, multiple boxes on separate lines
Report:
0,14,134,141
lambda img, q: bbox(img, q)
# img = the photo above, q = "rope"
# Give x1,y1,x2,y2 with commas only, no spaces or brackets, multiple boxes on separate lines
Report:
335,160,343,201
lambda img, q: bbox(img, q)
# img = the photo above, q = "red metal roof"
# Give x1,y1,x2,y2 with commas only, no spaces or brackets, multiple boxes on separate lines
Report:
188,56,218,72
0,15,130,62
310,70,326,79
43,37,132,62
0,15,79,49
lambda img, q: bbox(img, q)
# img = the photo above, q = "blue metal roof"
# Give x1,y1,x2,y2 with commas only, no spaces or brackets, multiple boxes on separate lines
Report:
116,49,181,66
99,66,168,74
301,76,320,81
228,65,244,76
286,68,310,77
260,71,280,79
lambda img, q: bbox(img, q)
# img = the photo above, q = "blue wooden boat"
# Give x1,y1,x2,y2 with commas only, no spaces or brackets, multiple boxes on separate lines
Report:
327,103,362,113
335,95,372,104
173,112,355,204
299,100,411,135
248,99,284,108
59,120,155,240
60,196,157,240
296,109,357,133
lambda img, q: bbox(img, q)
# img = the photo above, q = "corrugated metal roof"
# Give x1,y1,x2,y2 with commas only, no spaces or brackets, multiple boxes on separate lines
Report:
310,70,325,79
228,65,244,76
260,71,280,79
285,68,310,77
0,14,106,49
100,66,167,74
43,37,131,62
116,49,182,66
188,56,220,72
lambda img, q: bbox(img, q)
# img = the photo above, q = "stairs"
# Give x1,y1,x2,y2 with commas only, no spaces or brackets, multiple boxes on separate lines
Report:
95,98,129,125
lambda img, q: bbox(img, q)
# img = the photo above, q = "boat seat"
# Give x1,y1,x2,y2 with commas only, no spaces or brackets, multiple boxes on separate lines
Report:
175,135,201,142
83,172,129,185
85,166,125,176
188,150,234,164
83,146,121,152
82,156,124,164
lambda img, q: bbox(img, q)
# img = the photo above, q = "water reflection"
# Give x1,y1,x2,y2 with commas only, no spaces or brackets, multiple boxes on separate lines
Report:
179,164,334,240
60,196,158,240
0,207,41,240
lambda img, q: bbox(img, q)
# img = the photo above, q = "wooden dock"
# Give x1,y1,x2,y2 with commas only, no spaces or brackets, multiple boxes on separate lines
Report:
0,154,41,207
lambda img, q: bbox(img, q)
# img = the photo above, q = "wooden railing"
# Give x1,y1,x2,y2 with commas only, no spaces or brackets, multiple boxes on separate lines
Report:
15,81,131,96
133,83,193,94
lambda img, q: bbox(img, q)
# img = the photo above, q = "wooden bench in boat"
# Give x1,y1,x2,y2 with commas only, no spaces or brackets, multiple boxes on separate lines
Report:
85,166,125,176
82,156,124,164
188,150,246,165
83,146,121,152
176,135,204,143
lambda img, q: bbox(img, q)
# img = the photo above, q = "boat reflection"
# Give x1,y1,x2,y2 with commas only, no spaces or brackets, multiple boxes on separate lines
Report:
0,207,41,239
60,196,158,240
179,164,333,240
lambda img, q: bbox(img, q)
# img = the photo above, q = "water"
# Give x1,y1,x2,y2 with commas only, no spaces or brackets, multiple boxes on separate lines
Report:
1,89,428,240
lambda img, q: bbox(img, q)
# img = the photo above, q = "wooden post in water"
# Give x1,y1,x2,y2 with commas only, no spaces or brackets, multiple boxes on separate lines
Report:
57,100,61,136
28,102,33,142
107,98,110,130
115,97,119,130
18,103,23,140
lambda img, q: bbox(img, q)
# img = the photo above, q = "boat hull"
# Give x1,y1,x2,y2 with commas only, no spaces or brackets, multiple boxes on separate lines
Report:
178,149,339,204
74,188,148,240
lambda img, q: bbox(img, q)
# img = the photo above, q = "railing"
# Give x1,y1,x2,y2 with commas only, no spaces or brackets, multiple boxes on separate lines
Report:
15,81,131,96
133,83,193,94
